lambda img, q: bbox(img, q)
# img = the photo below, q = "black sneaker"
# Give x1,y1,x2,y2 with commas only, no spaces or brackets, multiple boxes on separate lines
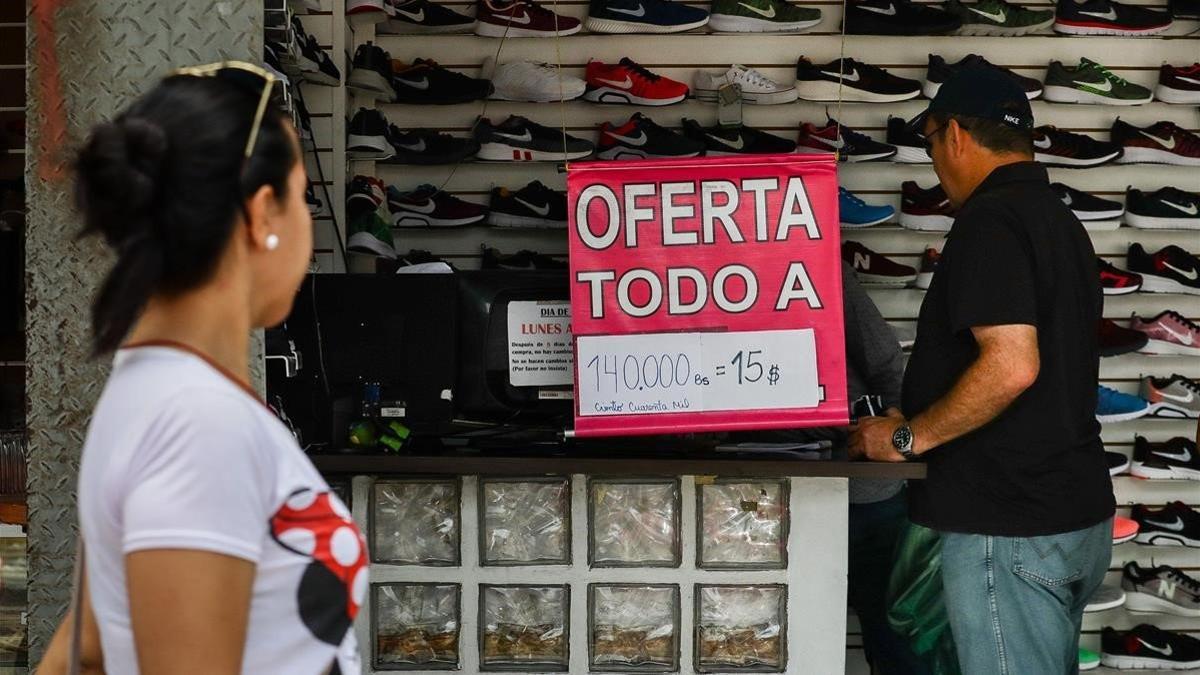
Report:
1127,243,1200,295
681,118,798,155
379,0,477,33
1132,436,1200,481
1033,126,1123,168
794,57,922,103
1171,0,1200,19
1054,0,1173,35
797,117,897,162
482,245,568,270
387,184,489,228
383,127,481,164
1132,501,1200,547
293,18,341,86
391,58,493,104
1112,119,1200,167
1126,187,1200,231
1051,183,1124,223
474,115,594,161
1106,449,1131,475
1102,625,1200,669
348,108,394,160
887,115,931,164
596,113,705,160
843,0,962,34
348,41,395,100
924,54,1043,99
487,180,568,228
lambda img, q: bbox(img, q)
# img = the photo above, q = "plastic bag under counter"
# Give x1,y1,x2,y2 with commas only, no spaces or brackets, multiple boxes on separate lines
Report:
481,585,570,669
481,478,571,565
374,583,460,669
698,480,789,569
371,479,460,565
590,479,681,567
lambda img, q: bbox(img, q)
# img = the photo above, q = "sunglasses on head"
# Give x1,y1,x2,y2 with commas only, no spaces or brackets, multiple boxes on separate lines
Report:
170,61,278,159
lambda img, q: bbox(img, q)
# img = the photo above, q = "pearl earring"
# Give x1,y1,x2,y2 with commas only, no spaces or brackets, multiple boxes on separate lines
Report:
266,234,280,251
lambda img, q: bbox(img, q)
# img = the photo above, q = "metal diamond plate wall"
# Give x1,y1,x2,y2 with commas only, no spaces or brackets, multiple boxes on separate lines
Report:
25,0,262,660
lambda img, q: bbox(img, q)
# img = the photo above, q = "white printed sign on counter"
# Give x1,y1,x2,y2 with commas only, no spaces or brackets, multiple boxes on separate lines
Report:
507,300,573,387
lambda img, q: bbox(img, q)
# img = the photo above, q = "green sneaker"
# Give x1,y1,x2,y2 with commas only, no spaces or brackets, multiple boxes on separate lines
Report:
347,209,397,259
943,0,1054,35
1078,646,1100,671
1044,58,1154,106
709,0,822,32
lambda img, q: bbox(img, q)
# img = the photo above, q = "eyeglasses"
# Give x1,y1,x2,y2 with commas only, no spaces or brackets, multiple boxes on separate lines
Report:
922,120,969,154
170,61,277,159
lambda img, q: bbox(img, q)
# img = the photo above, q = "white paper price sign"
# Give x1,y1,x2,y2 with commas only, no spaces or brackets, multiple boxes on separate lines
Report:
575,329,821,417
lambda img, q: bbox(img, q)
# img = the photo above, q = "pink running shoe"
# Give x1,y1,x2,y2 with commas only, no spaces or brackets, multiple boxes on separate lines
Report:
1130,309,1200,356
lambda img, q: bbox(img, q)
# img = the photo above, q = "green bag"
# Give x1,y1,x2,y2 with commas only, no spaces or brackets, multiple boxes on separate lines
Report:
886,522,962,675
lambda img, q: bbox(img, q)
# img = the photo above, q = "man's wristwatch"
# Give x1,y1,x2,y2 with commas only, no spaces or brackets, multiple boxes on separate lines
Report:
892,424,918,461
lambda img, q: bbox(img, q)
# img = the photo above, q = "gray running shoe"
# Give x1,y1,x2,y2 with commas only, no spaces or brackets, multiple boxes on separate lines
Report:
1123,561,1200,617
1085,583,1128,612
1044,58,1154,106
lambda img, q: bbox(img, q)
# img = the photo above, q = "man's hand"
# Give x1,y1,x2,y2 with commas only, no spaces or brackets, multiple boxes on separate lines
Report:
848,408,908,462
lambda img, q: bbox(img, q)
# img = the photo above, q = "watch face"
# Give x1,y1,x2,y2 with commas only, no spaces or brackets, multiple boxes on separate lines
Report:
892,425,913,450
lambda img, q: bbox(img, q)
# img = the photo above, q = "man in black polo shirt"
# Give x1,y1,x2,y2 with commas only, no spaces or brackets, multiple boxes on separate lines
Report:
849,66,1114,674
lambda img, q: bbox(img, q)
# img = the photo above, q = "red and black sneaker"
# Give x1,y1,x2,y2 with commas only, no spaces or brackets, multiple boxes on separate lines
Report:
915,247,941,290
1053,0,1173,35
1098,318,1150,357
474,0,582,37
1156,63,1200,104
1099,257,1143,296
583,58,690,106
1127,243,1200,296
1033,125,1123,168
842,241,918,287
386,184,489,228
899,181,955,232
1112,119,1200,167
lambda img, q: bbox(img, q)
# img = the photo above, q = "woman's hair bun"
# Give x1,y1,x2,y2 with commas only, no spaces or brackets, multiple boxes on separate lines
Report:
75,116,168,247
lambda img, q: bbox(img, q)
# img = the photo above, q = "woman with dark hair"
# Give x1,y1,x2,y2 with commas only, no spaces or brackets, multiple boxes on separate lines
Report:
36,64,366,675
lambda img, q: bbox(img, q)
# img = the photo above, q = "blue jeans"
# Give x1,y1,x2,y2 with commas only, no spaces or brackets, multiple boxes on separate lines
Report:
940,518,1112,675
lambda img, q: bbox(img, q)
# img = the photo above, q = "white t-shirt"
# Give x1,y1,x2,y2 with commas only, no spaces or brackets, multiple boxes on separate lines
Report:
78,345,365,675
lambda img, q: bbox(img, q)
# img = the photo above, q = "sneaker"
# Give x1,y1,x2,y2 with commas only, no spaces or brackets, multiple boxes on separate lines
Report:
348,0,390,24
584,58,690,105
379,0,476,33
900,181,954,231
482,245,568,270
1084,583,1128,612
795,57,921,103
1114,515,1140,544
915,247,941,289
385,127,480,164
1101,625,1200,669
1132,501,1200,547
1126,187,1200,230
924,54,1044,100
346,175,388,221
1132,436,1200,481
1099,318,1149,356
487,180,568,228
1112,119,1200,166
1033,126,1123,168
1156,63,1200,104
391,59,493,104
839,187,895,228
294,21,341,86
1122,561,1200,616
1054,0,1173,35
1127,243,1200,296
587,0,709,33
396,249,456,274
1130,309,1200,356
1051,183,1123,230
347,42,395,99
1043,58,1153,105
709,0,822,32
1079,647,1101,672
680,118,798,155
485,58,587,102
1099,258,1142,296
347,209,397,259
1096,385,1152,422
387,184,488,228
797,118,897,161
348,108,394,160
474,115,595,161
1173,0,1200,19
1106,449,1131,475
843,0,962,34
475,0,582,36
694,65,798,105
1143,374,1200,419
842,241,918,287
888,115,932,163
596,113,705,160
943,0,1054,35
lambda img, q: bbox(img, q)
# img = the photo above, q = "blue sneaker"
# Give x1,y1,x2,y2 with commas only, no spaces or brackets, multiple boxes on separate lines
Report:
839,187,895,228
1096,385,1151,423
586,0,709,33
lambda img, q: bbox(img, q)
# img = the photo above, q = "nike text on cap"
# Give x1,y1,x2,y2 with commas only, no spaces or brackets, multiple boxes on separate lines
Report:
910,64,1034,133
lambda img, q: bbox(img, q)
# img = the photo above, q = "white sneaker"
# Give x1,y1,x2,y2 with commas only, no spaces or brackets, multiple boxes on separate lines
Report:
694,64,797,105
483,57,587,102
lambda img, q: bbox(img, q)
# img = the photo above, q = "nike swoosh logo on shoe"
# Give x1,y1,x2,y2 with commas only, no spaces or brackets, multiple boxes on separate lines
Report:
494,129,534,142
1160,323,1196,345
1139,130,1177,149
503,11,533,23
820,69,860,82
1145,517,1186,531
707,133,744,149
1164,262,1199,280
1163,200,1199,215
1159,389,1196,404
395,7,425,20
1034,136,1053,149
859,3,896,14
396,77,430,90
609,4,646,16
594,76,633,89
968,6,1006,21
1079,8,1117,19
1076,79,1112,92
1137,639,1174,656
514,197,551,216
396,139,427,151
1179,76,1200,86
606,130,648,146
396,199,438,214
1153,448,1194,462
738,2,777,17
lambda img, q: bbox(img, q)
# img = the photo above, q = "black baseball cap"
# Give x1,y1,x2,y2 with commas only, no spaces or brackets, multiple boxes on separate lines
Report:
907,65,1034,134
